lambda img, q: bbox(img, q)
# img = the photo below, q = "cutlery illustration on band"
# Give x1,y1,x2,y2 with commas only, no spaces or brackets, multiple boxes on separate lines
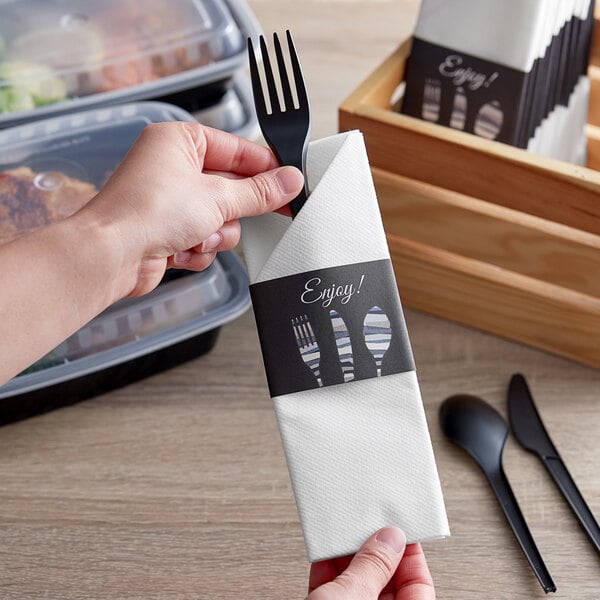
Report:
449,86,467,130
292,315,323,387
474,100,504,140
363,306,392,377
329,310,355,383
422,78,441,122
292,307,393,386
420,79,503,140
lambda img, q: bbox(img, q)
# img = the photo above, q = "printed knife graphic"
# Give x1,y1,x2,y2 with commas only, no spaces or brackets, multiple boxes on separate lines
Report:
329,310,354,382
363,306,392,377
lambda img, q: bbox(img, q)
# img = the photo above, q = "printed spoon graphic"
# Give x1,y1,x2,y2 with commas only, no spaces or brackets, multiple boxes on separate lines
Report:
363,306,392,377
474,100,504,140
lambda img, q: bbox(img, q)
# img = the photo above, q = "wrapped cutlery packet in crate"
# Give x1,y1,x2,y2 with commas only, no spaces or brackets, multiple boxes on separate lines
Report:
0,100,254,425
400,0,595,164
242,130,449,562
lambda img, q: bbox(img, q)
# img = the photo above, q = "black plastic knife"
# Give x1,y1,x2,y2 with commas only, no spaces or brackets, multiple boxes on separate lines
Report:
508,373,600,555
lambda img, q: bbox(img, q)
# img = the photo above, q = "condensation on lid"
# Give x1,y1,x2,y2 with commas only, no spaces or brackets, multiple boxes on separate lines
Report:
0,0,241,73
0,0,242,102
0,102,195,246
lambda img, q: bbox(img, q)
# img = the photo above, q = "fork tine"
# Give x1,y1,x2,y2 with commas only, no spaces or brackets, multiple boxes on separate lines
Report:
300,320,309,345
273,32,295,111
292,317,301,342
247,37,268,119
259,35,281,113
306,319,316,343
286,30,308,110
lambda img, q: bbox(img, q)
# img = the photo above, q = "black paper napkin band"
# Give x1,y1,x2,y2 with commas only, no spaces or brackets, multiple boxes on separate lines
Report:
402,0,595,150
401,38,527,145
250,258,415,397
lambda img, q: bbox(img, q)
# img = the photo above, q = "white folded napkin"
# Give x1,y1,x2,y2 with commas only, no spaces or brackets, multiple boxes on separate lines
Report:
528,75,590,165
242,131,449,562
405,0,594,159
415,0,549,72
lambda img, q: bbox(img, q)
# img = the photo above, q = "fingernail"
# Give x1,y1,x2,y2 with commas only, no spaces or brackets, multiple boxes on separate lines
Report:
275,166,304,194
174,251,192,265
375,528,406,554
201,232,222,252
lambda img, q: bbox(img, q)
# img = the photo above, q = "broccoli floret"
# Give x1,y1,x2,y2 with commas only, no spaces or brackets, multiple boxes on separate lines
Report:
0,85,35,113
0,61,67,107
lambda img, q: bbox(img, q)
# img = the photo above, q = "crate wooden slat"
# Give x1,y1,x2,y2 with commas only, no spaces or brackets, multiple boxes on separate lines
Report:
374,169,600,298
388,236,600,367
340,39,600,235
339,23,600,368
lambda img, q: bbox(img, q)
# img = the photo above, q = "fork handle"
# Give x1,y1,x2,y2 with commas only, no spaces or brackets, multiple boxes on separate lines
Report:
274,149,309,218
290,187,309,218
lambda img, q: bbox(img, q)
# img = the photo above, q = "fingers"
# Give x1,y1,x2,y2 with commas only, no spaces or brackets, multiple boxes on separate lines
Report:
210,166,304,223
306,530,436,600
168,221,240,271
133,122,279,176
392,543,436,600
204,169,294,219
333,528,407,598
190,123,280,175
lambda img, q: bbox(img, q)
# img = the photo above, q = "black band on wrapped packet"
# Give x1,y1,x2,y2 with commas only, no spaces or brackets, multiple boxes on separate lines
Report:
401,38,528,146
250,258,415,397
242,131,449,563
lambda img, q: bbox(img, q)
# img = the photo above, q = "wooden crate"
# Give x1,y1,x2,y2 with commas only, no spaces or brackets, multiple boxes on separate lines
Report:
339,24,600,368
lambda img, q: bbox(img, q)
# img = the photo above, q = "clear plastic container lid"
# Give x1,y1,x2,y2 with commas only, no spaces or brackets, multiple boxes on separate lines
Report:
0,98,252,398
0,85,258,244
190,72,259,139
0,250,250,398
0,102,195,244
0,0,260,125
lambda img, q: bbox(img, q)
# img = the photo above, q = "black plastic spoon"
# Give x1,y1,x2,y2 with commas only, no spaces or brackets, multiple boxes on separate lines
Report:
440,394,556,594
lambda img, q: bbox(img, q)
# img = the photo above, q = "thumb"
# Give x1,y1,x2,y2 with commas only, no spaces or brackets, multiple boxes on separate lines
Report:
337,528,407,598
216,165,304,221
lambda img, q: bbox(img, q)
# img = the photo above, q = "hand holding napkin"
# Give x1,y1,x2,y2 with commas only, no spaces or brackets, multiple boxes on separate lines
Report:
242,130,449,562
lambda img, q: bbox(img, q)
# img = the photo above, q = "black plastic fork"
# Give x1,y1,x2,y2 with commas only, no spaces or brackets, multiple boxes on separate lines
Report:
248,31,311,218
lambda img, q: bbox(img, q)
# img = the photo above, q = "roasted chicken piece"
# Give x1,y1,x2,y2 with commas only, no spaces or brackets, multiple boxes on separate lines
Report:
0,166,98,245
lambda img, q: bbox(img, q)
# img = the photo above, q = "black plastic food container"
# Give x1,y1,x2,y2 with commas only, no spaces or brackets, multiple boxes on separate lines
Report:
0,100,252,425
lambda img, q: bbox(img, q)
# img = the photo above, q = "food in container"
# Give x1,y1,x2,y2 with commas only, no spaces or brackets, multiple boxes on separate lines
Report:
0,78,258,243
0,166,98,244
0,0,261,127
0,99,253,425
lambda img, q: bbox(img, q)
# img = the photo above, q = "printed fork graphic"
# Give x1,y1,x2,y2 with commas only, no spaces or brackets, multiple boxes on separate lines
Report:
422,78,441,122
292,315,323,387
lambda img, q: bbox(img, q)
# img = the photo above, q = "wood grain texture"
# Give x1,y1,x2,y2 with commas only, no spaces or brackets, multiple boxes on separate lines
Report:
0,2,599,600
387,235,600,368
588,65,600,127
340,25,600,368
375,168,600,298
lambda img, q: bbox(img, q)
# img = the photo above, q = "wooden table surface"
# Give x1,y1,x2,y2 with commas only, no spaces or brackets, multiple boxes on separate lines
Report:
1,1,599,598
